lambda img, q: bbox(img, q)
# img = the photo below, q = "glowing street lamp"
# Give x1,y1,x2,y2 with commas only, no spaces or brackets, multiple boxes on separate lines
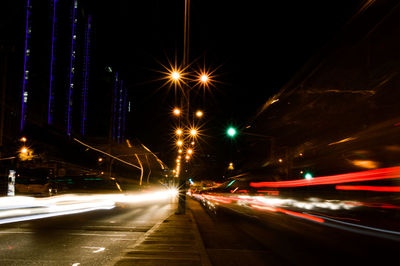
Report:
195,110,203,118
177,140,183,147
20,147,28,154
173,108,181,116
189,128,197,137
226,127,237,138
171,70,181,81
176,128,183,136
187,148,193,155
200,74,209,83
305,172,313,180
19,146,33,161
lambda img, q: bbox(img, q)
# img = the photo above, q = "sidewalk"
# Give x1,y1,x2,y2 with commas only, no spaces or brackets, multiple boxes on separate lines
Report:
110,200,211,266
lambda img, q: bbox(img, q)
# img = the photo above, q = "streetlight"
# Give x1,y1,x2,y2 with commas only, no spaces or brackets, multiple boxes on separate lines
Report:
195,110,203,118
20,147,28,154
200,74,209,83
171,71,181,81
173,108,181,116
189,128,197,137
176,139,183,147
19,146,33,161
176,128,183,136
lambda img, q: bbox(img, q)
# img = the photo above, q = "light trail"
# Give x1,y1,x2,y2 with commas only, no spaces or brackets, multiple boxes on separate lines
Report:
0,189,178,225
303,212,400,240
73,138,141,169
336,185,400,192
250,166,400,188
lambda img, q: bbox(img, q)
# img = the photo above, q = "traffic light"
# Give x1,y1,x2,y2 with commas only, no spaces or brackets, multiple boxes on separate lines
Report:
304,172,313,180
226,126,237,138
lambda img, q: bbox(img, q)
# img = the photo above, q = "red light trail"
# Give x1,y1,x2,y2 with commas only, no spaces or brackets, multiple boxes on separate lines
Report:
336,185,400,192
250,166,400,188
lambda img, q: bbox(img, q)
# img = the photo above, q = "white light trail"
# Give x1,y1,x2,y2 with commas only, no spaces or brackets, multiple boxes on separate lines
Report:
0,189,178,225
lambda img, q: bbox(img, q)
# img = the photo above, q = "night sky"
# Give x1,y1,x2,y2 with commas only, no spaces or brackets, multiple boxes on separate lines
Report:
1,0,362,171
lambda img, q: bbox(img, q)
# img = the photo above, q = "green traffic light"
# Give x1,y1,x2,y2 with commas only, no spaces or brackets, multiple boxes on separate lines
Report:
304,173,313,180
227,127,237,137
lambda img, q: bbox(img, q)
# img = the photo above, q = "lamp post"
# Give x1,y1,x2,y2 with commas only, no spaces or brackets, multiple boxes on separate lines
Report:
168,70,209,214
165,0,217,214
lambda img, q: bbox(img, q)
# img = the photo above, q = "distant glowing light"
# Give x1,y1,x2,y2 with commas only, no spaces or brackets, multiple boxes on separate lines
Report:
190,129,197,136
200,74,208,83
173,108,181,116
20,147,28,154
305,173,313,180
227,127,237,137
351,160,379,169
177,140,183,147
171,71,181,81
176,128,183,135
187,148,193,155
195,110,203,117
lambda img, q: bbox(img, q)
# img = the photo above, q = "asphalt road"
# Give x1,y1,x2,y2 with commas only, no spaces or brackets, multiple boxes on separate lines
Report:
189,199,400,266
0,199,176,266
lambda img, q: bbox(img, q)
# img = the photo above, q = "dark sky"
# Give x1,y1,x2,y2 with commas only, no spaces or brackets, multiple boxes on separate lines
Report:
85,0,361,164
2,0,362,170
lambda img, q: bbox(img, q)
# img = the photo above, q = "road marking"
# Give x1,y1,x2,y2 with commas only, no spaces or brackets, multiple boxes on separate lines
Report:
69,233,127,237
82,246,105,253
0,231,35,234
